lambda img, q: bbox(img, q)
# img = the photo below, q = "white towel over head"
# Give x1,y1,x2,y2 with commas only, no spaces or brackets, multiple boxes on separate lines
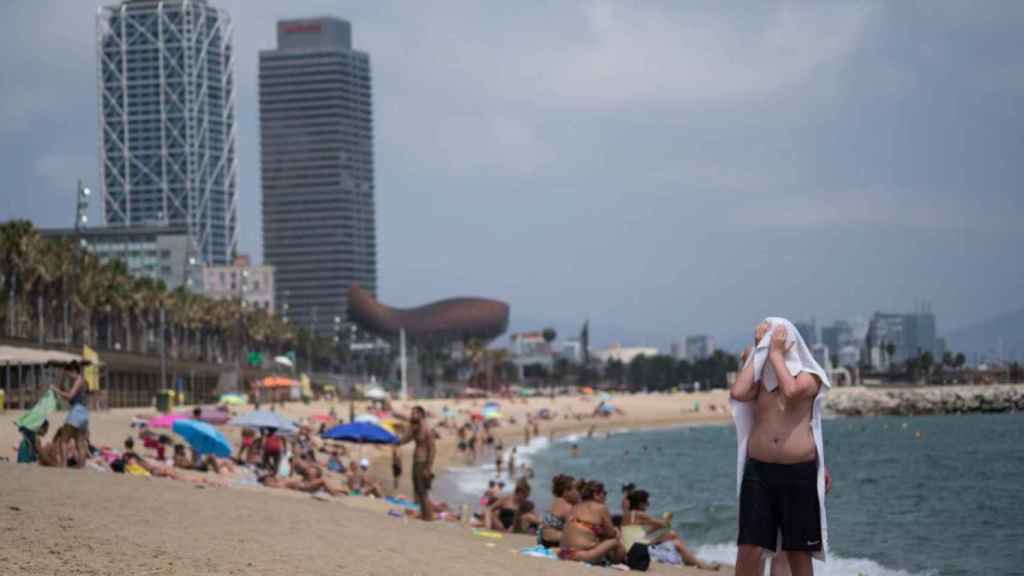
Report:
744,317,831,392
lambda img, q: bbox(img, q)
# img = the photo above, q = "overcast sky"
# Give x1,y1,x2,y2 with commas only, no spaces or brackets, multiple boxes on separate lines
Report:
1,1,1022,349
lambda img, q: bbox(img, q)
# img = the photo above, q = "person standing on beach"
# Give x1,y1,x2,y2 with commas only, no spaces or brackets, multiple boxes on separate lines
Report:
730,320,831,576
399,406,436,521
52,362,89,468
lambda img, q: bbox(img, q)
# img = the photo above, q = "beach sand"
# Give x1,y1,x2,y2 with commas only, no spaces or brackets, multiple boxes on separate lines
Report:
1,391,736,575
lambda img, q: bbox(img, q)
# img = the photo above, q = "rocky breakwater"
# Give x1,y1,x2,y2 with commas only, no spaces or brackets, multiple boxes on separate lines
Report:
826,384,1024,417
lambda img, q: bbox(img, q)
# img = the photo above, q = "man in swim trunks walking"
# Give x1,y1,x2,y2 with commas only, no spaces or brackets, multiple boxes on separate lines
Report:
400,406,436,521
731,321,827,576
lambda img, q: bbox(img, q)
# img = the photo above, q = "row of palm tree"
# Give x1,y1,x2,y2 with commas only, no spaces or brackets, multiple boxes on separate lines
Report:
1,220,298,364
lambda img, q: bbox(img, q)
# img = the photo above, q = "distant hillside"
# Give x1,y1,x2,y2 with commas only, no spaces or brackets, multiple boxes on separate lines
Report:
945,309,1024,363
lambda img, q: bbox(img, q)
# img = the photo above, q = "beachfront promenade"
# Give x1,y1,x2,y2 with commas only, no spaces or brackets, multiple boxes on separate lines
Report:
2,392,735,575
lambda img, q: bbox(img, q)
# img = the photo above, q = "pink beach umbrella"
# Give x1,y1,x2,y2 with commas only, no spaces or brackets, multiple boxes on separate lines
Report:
148,413,189,429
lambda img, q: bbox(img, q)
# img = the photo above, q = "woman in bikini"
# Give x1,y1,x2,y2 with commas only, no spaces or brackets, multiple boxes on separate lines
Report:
622,489,719,570
487,477,532,532
539,474,578,548
560,480,626,565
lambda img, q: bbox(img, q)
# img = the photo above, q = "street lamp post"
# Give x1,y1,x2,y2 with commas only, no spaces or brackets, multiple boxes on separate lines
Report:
68,179,91,345
236,267,249,391
160,304,167,392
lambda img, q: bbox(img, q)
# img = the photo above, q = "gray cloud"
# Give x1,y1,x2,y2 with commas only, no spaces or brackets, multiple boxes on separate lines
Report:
1,1,1022,349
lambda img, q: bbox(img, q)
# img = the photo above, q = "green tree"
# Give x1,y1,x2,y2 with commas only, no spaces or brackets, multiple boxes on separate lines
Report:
605,359,625,387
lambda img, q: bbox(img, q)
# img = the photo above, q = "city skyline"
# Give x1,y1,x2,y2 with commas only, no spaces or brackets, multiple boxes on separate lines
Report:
1,1,1022,348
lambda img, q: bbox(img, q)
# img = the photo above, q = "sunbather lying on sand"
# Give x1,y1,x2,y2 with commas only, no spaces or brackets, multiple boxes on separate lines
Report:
171,444,236,474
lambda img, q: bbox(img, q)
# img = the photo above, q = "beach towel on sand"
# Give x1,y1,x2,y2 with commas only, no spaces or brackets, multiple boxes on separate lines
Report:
731,317,831,561
520,545,558,560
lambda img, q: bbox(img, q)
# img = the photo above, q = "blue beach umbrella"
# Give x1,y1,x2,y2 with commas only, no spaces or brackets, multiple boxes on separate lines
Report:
228,410,299,434
322,421,399,445
173,419,232,458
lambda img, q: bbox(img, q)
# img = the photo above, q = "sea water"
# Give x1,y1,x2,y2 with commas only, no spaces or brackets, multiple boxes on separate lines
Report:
441,413,1024,576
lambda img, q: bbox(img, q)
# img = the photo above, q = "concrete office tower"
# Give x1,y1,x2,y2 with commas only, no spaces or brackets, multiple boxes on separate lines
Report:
260,18,376,335
97,0,238,265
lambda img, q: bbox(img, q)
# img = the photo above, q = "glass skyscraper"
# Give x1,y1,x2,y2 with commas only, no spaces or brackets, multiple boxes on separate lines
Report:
260,18,377,336
97,0,238,265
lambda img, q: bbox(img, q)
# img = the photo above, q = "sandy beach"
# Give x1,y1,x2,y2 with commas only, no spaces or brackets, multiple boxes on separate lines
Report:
1,391,737,575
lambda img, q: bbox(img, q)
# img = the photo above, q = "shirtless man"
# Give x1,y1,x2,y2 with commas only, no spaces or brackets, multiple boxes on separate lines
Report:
399,406,436,521
731,322,824,576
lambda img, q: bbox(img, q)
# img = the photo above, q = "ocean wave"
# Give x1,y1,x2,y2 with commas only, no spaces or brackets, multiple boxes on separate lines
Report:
446,435,555,498
694,543,937,576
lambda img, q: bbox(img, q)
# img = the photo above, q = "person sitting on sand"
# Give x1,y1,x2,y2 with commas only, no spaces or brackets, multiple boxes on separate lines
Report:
140,430,170,462
622,489,719,571
17,420,49,464
118,438,188,479
261,428,286,473
290,453,345,496
327,450,346,474
539,474,578,548
517,500,543,534
487,477,534,532
236,428,257,464
559,480,626,565
171,443,232,474
346,459,382,497
35,425,75,467
618,482,637,524
480,480,504,511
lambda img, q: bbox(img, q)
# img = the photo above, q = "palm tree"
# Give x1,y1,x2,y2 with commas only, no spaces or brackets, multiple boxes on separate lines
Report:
0,220,311,374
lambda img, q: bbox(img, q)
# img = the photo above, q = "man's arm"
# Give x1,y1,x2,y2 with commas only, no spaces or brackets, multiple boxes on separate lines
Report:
730,348,759,402
731,323,769,402
639,511,668,530
398,428,414,446
768,326,821,400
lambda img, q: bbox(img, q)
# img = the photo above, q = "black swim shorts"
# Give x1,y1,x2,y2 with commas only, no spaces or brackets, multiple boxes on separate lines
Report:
412,461,432,497
737,458,822,553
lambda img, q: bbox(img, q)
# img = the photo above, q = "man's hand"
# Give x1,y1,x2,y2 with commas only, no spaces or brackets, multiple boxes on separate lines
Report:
769,325,788,355
754,322,770,344
825,465,832,495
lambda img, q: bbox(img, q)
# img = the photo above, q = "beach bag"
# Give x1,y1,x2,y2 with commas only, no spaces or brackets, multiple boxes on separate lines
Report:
626,543,651,572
